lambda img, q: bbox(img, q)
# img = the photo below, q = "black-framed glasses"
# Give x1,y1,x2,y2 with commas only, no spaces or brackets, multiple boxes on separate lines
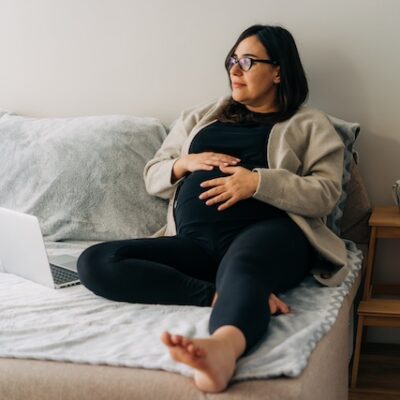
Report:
226,56,279,72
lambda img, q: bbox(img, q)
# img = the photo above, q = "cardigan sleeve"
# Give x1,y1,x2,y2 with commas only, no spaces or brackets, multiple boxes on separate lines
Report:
252,110,345,218
143,99,219,199
143,113,188,199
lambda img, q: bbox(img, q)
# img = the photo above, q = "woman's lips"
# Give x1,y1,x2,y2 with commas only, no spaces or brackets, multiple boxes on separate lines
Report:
232,82,245,88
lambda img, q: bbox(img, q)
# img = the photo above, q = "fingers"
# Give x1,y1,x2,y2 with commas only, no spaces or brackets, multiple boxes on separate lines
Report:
217,198,237,211
197,164,251,211
204,158,238,167
218,164,238,173
199,187,237,210
198,163,214,171
206,193,231,207
201,196,237,211
195,153,241,171
186,152,240,173
200,178,224,188
199,178,239,211
210,153,241,165
200,166,242,187
199,186,225,200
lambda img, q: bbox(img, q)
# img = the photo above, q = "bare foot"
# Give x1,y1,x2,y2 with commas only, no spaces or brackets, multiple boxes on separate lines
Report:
268,293,290,315
160,331,237,393
211,292,290,315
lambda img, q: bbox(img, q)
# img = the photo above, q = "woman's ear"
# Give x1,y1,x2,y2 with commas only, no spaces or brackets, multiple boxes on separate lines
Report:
273,66,281,84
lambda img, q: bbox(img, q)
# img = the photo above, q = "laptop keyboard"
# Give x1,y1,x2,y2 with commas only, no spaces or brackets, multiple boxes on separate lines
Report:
49,264,79,285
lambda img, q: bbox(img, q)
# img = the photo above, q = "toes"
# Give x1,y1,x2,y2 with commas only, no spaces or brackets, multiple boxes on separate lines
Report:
269,300,278,315
277,300,290,314
171,334,182,345
194,347,206,357
185,343,206,358
161,332,197,350
160,331,174,346
269,293,291,316
195,349,203,357
161,333,207,359
170,334,194,348
187,343,195,354
181,337,192,348
211,292,218,307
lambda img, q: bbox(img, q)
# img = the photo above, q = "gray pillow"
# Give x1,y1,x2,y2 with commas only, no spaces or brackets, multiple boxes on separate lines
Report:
340,155,371,244
0,112,168,241
325,115,361,236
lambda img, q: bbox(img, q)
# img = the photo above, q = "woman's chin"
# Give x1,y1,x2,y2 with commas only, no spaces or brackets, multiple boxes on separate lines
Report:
231,92,246,104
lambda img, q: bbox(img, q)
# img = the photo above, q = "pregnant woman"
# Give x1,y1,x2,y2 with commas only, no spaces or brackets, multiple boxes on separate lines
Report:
77,24,347,393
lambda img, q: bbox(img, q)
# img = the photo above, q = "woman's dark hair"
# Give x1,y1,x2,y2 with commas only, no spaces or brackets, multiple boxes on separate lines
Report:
217,24,308,124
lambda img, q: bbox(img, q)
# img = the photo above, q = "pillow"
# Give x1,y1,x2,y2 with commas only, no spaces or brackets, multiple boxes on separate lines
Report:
340,155,371,244
325,114,361,236
0,112,169,241
0,109,9,118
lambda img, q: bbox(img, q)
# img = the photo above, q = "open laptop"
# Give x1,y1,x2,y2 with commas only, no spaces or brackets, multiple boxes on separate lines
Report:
0,207,80,289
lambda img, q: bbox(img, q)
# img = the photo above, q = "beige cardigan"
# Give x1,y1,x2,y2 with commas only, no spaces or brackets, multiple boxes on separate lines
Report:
143,96,349,287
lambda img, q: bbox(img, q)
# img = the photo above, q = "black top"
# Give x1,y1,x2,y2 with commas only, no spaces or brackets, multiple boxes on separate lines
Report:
174,121,286,229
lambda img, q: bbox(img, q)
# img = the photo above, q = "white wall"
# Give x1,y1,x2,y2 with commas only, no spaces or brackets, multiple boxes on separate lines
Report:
1,0,399,343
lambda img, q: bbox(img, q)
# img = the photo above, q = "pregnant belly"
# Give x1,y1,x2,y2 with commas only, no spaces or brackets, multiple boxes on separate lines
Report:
174,169,285,227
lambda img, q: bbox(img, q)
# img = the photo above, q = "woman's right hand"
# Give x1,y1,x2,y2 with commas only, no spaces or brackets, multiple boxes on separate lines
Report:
171,152,241,182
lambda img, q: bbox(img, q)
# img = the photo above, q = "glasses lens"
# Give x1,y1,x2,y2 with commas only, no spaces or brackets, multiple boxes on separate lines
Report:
226,57,236,70
239,57,252,71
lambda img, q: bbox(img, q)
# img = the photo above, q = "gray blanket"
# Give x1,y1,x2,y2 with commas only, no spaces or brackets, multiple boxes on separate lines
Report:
0,239,362,381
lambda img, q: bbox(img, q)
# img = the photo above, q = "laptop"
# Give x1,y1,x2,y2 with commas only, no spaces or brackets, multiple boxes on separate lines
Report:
0,207,80,289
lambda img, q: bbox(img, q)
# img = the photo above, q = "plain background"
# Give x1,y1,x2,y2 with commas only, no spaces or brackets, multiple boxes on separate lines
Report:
0,0,399,343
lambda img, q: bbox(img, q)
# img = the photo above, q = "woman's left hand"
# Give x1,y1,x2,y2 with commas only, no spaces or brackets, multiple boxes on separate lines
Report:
199,164,259,211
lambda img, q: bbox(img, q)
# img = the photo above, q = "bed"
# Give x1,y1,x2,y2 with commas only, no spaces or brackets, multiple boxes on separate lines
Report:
0,109,370,399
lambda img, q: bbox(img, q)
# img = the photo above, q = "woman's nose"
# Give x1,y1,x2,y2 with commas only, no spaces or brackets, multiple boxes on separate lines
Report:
230,62,242,76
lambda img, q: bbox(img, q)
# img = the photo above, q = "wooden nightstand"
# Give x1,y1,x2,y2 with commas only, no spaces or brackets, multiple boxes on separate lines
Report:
350,206,400,389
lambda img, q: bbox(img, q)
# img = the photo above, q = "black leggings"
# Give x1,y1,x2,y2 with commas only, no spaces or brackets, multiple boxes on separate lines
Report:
77,217,312,353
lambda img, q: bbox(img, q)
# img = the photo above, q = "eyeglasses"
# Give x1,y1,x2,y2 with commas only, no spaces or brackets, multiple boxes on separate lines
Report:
226,56,279,72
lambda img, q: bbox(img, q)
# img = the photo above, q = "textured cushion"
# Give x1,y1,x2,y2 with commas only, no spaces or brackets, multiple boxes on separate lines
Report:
325,115,361,236
340,155,371,244
0,112,168,241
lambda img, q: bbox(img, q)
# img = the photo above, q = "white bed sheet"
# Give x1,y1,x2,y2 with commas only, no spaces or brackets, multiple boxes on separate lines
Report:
0,240,362,382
